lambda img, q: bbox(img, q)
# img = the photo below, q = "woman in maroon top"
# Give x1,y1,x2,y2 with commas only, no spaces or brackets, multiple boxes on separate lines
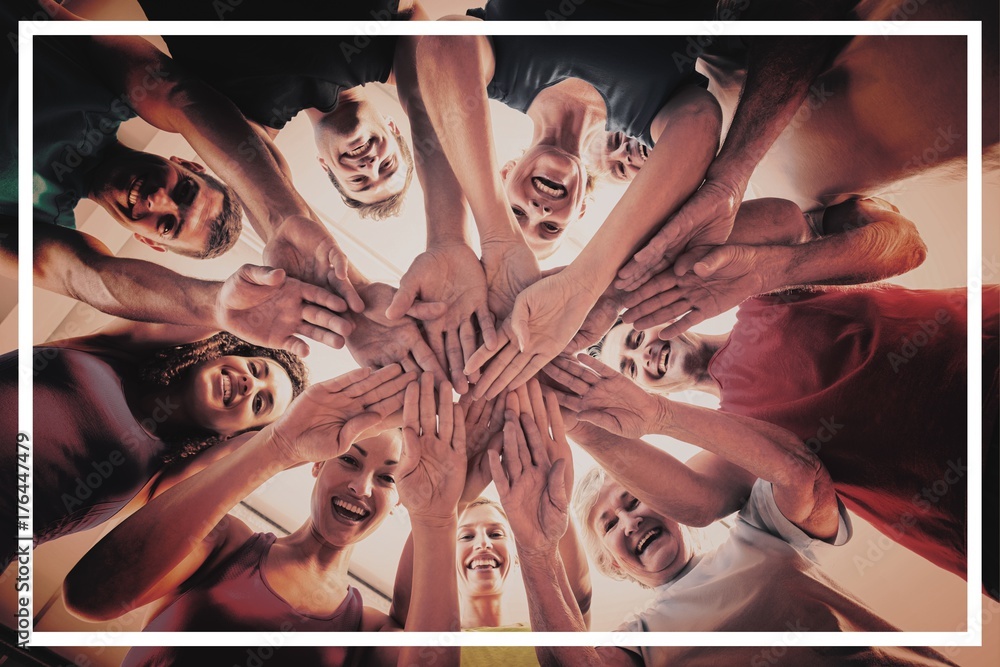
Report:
65,370,462,667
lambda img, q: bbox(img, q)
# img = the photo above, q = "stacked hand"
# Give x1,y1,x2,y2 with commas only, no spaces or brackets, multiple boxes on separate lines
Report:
459,395,506,506
262,215,364,313
398,373,467,523
266,365,416,465
216,263,353,358
345,282,449,384
616,178,744,290
543,354,660,440
622,243,766,339
481,239,541,322
489,379,572,558
386,244,497,393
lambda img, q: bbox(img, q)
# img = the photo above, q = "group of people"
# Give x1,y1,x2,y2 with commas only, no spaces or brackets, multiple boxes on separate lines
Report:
2,0,998,665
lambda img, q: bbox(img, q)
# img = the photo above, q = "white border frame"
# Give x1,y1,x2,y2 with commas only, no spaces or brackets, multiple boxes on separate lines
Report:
18,18,983,650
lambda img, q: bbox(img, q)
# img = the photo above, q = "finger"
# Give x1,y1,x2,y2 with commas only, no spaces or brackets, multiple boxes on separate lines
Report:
340,412,386,454
511,410,533,470
437,380,455,444
541,361,590,396
344,363,403,398
504,390,520,416
525,379,549,438
400,357,418,375
470,342,519,401
514,383,533,420
242,264,286,287
574,352,618,379
317,366,372,394
519,413,549,469
329,269,365,313
384,280,419,321
406,300,449,321
501,355,548,398
673,244,715,277
487,393,507,432
418,371,436,435
547,459,569,511
444,329,469,395
280,335,310,358
365,390,407,419
502,416,524,480
464,394,488,429
548,388,584,414
402,380,420,432
621,272,680,311
475,304,498,351
658,310,706,340
544,391,567,445
464,327,510,376
296,323,346,351
458,319,480,380
428,329,448,380
577,409,615,433
358,370,420,408
451,404,466,456
487,449,508,497
300,282,349,313
410,337,450,386
550,355,599,385
628,298,692,330
399,424,422,477
301,305,354,338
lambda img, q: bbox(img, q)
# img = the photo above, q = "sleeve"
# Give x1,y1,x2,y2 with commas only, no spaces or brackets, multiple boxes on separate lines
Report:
737,478,852,564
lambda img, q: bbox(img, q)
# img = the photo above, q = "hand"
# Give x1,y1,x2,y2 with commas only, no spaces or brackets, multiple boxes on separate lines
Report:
262,214,364,313
615,179,743,290
458,395,506,506
398,373,467,523
543,354,660,440
563,286,626,355
267,365,417,465
345,282,449,384
488,386,570,557
480,239,541,322
622,244,767,339
465,271,596,400
386,244,497,392
215,264,353,357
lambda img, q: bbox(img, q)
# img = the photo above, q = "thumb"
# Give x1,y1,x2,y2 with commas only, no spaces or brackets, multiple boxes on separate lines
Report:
692,246,731,278
240,264,285,287
405,300,449,321
509,309,530,353
385,281,419,320
328,247,349,281
547,459,568,510
339,412,384,454
577,409,611,433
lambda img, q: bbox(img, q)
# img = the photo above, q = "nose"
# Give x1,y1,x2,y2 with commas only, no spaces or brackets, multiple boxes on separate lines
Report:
348,473,374,498
474,531,493,550
529,198,552,215
620,511,642,536
357,154,382,177
239,372,265,396
147,188,179,214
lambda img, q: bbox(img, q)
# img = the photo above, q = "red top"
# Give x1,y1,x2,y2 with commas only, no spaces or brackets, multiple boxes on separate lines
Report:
709,285,998,581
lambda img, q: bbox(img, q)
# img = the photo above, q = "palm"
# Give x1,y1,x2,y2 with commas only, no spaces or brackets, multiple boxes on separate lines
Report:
482,242,540,321
581,375,653,440
565,289,624,354
406,246,487,328
397,448,466,518
512,275,593,359
682,244,763,314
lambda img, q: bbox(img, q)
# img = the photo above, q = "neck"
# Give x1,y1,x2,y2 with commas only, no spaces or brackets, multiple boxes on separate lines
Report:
525,82,606,159
128,380,198,440
84,141,129,199
306,86,370,127
276,521,356,578
461,592,504,629
688,333,730,399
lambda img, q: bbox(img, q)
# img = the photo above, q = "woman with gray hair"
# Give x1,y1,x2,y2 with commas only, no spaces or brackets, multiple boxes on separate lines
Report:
493,354,958,666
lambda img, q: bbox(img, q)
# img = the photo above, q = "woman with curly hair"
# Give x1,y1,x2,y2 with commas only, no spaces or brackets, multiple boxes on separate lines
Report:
0,319,307,569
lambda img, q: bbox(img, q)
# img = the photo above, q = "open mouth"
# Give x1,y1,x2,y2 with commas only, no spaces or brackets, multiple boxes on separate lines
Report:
467,555,502,570
635,527,662,556
532,176,568,199
332,497,371,523
345,138,375,159
121,176,145,219
220,369,233,406
656,342,670,377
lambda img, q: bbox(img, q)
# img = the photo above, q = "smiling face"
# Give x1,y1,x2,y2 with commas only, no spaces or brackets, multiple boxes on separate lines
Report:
455,502,513,598
309,432,402,547
598,321,706,393
501,144,589,258
587,131,649,184
89,153,225,255
317,115,407,206
184,355,295,437
588,480,692,588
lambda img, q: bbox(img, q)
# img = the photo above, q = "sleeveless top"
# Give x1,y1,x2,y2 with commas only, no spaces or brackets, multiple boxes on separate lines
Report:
136,0,404,21
0,348,166,568
487,36,708,148
468,0,718,21
708,285,998,581
122,532,364,667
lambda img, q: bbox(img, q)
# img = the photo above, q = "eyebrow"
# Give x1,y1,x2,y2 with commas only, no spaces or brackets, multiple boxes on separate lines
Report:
354,445,368,457
458,522,506,530
384,459,398,466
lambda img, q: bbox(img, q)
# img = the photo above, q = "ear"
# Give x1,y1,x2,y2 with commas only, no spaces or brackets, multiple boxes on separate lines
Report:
133,233,166,253
311,461,324,478
578,197,589,218
169,156,205,173
385,116,399,136
500,159,518,183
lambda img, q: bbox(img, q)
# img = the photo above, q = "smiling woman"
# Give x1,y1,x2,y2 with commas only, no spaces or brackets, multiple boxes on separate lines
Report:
0,325,306,571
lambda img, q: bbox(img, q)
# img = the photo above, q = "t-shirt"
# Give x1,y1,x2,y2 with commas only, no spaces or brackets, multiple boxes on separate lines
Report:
487,36,707,148
151,35,396,130
137,0,404,21
468,0,718,21
32,36,136,227
463,625,538,667
617,480,956,667
709,286,995,581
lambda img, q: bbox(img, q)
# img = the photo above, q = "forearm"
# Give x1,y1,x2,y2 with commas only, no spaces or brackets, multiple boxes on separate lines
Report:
400,517,460,667
570,426,736,526
519,552,599,667
567,87,721,298
416,36,520,246
769,206,927,289
556,520,592,626
65,431,287,618
388,533,415,626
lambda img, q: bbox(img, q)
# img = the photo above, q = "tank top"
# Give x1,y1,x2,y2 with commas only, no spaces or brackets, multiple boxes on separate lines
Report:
122,532,363,667
487,36,707,148
708,285,997,580
0,348,166,568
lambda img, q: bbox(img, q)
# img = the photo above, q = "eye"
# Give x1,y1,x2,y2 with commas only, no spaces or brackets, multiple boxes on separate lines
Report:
458,533,474,541
379,474,396,485
615,162,627,180
511,206,525,219
604,517,618,534
636,331,645,347
380,156,396,175
339,455,359,467
489,530,505,539
627,497,639,511
158,215,177,238
174,178,196,206
248,361,259,377
626,330,639,349
252,394,263,415
627,360,637,380
542,222,561,235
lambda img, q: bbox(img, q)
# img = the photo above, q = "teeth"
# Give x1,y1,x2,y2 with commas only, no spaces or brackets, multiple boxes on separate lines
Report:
636,528,660,555
639,143,649,160
469,557,500,569
658,344,670,376
221,372,232,403
532,177,566,198
333,498,369,519
127,178,143,207
347,139,372,157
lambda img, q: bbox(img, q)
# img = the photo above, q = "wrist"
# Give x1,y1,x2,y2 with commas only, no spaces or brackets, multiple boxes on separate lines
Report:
756,244,792,292
651,394,675,434
408,512,459,531
516,544,560,568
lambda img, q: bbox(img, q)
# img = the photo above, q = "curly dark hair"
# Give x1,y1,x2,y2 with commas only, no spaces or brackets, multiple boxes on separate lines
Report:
137,332,308,465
